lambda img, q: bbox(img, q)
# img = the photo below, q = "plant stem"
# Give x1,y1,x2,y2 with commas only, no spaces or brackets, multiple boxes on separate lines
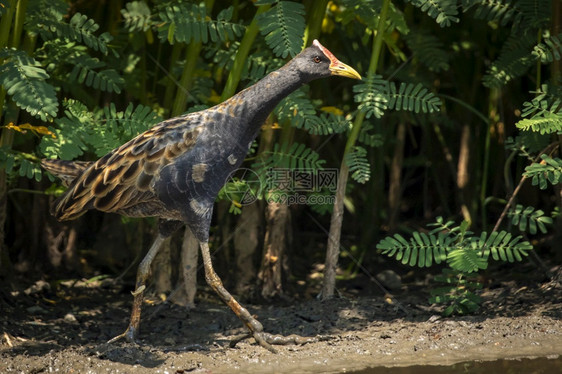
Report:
321,0,390,299
220,3,271,102
0,0,17,121
171,0,215,116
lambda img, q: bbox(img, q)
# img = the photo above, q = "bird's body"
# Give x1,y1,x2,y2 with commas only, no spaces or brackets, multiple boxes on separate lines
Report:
42,40,360,352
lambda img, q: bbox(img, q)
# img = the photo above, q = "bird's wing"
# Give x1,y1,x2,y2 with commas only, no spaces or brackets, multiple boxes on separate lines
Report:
52,114,204,221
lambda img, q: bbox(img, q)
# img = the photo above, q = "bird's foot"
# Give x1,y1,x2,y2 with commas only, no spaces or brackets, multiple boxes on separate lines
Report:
107,325,139,344
229,332,332,353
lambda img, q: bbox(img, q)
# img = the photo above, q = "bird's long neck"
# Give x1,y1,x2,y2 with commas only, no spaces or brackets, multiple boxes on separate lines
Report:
223,60,304,140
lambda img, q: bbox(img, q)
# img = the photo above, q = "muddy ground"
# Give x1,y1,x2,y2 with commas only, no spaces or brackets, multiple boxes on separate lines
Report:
1,264,562,373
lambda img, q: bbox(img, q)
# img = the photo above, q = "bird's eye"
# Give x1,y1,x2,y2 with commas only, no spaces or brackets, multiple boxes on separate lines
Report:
313,56,321,63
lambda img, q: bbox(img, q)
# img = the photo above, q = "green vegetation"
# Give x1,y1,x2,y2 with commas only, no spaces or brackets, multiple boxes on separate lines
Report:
1,0,560,316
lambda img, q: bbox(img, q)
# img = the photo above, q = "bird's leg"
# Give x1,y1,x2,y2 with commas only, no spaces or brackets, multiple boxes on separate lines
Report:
108,234,167,344
199,241,319,353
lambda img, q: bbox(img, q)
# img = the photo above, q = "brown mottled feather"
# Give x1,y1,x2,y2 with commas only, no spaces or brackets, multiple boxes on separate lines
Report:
41,160,94,187
50,118,204,221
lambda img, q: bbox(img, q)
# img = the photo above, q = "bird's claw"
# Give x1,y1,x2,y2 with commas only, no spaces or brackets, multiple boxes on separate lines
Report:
107,325,139,344
230,331,331,352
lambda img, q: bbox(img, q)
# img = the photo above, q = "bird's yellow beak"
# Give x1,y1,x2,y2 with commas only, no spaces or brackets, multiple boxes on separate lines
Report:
312,40,362,80
329,60,362,80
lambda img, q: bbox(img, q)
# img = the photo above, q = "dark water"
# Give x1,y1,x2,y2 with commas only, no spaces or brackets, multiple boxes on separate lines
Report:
352,356,562,374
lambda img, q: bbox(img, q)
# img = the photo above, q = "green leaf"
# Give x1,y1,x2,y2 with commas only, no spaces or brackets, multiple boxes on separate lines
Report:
258,1,306,58
121,1,153,32
405,29,450,72
408,0,459,27
345,146,371,184
353,73,389,119
158,3,244,44
388,82,441,113
0,48,58,120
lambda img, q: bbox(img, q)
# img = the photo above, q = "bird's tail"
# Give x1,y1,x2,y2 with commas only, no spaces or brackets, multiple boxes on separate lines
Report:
41,159,95,220
41,159,93,187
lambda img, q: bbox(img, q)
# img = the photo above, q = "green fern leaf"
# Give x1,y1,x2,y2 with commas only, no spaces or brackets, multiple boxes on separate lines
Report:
36,12,113,55
533,32,562,63
40,118,89,160
258,1,305,58
447,246,488,273
377,231,450,267
408,0,459,27
276,89,318,129
354,73,389,119
121,1,153,32
158,3,244,44
405,29,450,72
90,103,163,156
515,0,551,29
68,55,124,93
0,148,44,182
515,114,562,135
388,82,441,113
523,154,562,189
483,33,535,88
358,123,383,147
308,113,352,136
345,146,371,184
0,48,58,120
253,142,326,177
480,231,533,262
462,0,521,26
509,204,552,234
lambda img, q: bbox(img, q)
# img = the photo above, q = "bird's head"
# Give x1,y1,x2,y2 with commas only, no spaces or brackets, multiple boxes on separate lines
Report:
293,39,361,82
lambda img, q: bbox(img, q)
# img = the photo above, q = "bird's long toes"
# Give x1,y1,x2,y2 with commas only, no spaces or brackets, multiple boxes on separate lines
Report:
106,326,139,345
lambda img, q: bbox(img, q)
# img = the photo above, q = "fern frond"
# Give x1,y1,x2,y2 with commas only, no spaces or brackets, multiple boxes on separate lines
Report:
307,113,352,136
68,55,124,93
405,29,450,72
37,12,113,55
345,146,371,184
430,269,482,316
0,48,58,120
25,0,69,34
0,148,44,182
533,32,562,63
462,0,520,26
479,231,533,262
158,4,244,44
252,142,326,175
508,204,552,234
516,0,551,29
90,103,163,156
517,94,562,134
40,117,89,160
358,123,383,147
388,82,441,113
515,114,562,135
257,1,306,58
523,154,562,189
276,89,318,130
521,94,562,118
482,33,535,88
408,0,459,27
121,1,153,32
377,231,451,267
447,246,488,273
353,73,389,119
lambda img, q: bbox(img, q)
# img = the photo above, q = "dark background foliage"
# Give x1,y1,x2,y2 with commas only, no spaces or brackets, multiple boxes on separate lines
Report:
0,0,561,313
